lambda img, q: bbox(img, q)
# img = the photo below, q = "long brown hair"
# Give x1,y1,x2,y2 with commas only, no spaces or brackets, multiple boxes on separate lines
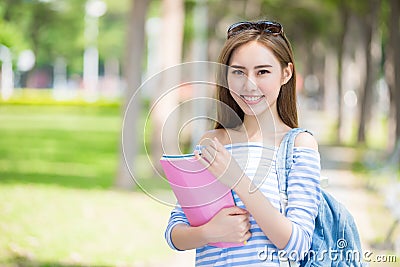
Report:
214,25,298,129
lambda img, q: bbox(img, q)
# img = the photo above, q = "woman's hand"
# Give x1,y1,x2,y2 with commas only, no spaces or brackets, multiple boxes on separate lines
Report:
194,137,246,189
201,206,251,244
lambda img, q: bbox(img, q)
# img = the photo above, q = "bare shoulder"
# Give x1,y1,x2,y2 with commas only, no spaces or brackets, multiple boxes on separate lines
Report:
294,132,319,151
198,128,229,145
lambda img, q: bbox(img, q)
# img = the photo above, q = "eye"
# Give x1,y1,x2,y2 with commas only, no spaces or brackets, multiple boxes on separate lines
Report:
258,69,270,75
231,69,245,75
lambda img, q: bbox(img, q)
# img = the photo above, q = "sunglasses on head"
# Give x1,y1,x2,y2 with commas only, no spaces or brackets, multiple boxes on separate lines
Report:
227,20,283,39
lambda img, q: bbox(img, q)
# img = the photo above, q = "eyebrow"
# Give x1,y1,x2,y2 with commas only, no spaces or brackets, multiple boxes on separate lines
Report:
230,65,245,69
255,65,273,69
229,64,273,69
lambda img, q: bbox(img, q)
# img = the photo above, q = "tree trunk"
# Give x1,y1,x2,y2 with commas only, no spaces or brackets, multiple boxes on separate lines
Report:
336,4,349,144
191,0,209,146
115,0,150,189
357,0,380,143
390,0,400,143
385,4,396,151
150,0,185,172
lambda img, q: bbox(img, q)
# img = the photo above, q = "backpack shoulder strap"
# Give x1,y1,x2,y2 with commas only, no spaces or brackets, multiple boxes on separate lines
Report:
276,128,313,214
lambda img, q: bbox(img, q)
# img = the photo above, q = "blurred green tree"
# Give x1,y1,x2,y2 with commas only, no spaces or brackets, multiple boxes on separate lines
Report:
0,0,132,78
0,0,85,75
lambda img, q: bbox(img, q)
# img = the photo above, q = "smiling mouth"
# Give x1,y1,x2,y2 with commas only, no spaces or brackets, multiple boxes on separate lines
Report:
240,95,265,104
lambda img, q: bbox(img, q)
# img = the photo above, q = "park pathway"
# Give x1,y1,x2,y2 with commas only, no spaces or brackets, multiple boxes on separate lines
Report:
319,145,399,267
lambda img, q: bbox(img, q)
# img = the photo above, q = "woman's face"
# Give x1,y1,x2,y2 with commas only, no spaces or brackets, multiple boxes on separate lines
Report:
227,41,292,117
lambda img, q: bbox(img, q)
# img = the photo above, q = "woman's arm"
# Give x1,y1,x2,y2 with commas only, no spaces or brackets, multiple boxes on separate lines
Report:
170,206,251,250
196,133,320,252
236,132,319,249
170,223,208,250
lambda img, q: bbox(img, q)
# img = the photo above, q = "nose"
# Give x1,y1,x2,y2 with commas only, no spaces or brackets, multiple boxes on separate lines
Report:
244,74,257,92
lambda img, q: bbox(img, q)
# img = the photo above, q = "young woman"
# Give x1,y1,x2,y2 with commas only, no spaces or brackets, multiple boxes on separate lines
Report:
165,20,321,266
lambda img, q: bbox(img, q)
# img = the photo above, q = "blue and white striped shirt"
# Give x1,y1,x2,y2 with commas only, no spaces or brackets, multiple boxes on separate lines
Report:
165,143,321,266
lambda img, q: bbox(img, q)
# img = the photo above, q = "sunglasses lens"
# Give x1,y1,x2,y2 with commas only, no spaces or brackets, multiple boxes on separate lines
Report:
265,25,282,34
227,22,253,38
257,21,281,34
227,21,282,38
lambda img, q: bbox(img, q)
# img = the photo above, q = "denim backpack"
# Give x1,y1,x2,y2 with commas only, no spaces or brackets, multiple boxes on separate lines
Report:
276,128,368,267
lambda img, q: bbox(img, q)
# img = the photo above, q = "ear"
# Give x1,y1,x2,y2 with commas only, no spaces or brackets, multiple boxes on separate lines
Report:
281,62,293,85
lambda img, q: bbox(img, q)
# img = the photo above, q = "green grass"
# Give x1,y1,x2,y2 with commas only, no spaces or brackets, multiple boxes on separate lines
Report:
0,184,174,267
0,104,176,266
0,104,121,188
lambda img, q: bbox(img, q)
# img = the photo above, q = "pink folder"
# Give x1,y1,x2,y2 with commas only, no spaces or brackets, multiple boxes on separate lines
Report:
160,154,244,248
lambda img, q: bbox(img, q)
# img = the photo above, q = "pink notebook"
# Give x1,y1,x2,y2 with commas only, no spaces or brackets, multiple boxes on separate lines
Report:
160,154,244,248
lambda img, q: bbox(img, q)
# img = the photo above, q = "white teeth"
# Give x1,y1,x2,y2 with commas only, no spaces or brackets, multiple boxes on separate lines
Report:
243,96,263,102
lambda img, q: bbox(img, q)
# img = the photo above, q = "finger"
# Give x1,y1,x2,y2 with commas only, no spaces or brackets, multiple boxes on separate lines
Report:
209,138,218,151
194,150,205,161
194,150,211,167
239,220,250,232
237,214,250,224
238,230,252,244
244,230,252,241
225,206,248,215
245,221,251,231
199,138,216,150
201,148,214,163
213,137,225,151
202,145,216,156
